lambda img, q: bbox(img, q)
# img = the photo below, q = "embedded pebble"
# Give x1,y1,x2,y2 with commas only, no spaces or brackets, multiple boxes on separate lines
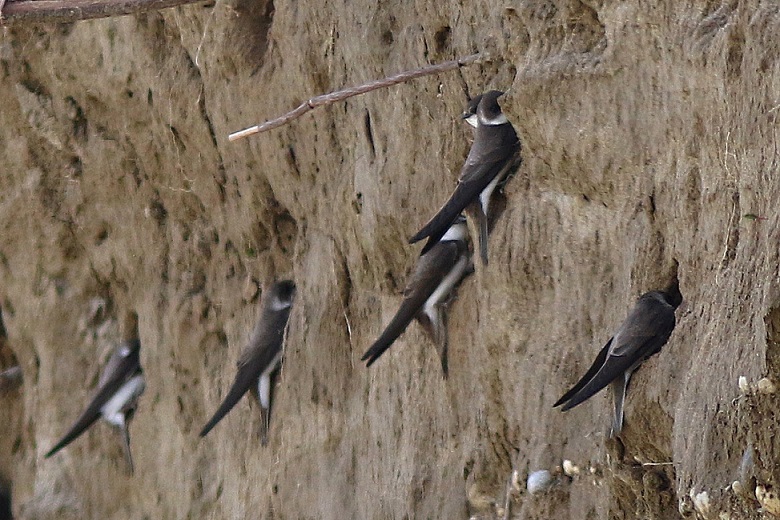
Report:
690,489,711,516
510,470,521,492
738,376,750,393
756,485,780,516
563,459,580,477
757,377,776,394
678,495,695,516
527,470,554,495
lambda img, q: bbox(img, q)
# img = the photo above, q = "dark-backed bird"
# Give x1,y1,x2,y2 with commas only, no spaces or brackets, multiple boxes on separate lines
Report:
199,280,296,444
45,337,145,472
554,280,682,436
409,90,520,265
362,216,471,376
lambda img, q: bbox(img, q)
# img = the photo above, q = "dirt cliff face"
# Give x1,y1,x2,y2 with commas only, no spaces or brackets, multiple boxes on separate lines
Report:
0,1,779,519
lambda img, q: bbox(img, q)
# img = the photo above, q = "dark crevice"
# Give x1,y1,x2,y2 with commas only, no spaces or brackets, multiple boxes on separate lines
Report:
720,191,740,269
19,77,49,98
381,29,394,46
65,96,88,142
764,304,780,376
363,109,376,159
272,209,298,255
286,145,301,179
433,26,451,55
230,0,275,72
148,194,168,227
67,156,83,179
167,125,186,153
340,255,352,310
0,476,10,520
352,192,363,215
196,92,227,203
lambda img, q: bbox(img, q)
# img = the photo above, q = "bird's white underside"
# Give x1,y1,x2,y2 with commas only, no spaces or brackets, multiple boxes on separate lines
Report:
270,296,293,311
479,170,505,215
422,255,470,321
101,374,145,427
441,221,468,242
257,350,282,409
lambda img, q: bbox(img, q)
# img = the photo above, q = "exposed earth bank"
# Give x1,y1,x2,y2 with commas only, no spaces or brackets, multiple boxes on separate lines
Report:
1,1,779,518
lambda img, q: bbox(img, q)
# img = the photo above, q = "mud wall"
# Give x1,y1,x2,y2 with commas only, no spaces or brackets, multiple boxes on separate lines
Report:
0,1,779,518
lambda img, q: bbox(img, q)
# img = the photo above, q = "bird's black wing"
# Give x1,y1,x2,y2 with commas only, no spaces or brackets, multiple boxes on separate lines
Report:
199,307,291,437
410,124,518,253
558,295,676,412
361,240,460,367
553,338,612,408
46,340,141,458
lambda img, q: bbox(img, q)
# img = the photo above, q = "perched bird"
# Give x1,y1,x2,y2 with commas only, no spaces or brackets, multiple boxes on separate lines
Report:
199,280,296,444
45,336,145,472
554,280,682,436
362,216,471,376
410,90,520,264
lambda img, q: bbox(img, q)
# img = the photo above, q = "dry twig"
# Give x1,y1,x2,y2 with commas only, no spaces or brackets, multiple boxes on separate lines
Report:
229,53,486,141
0,0,204,25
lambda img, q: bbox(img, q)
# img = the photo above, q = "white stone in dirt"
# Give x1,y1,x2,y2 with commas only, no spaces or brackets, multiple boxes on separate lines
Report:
756,485,780,515
563,459,580,477
527,470,554,495
757,377,776,394
689,489,710,516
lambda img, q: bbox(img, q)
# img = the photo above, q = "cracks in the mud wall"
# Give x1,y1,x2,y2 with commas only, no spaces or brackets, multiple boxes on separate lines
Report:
175,46,228,204
15,76,89,234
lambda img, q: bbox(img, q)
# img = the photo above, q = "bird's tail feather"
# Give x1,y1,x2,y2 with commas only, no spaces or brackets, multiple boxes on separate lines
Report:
361,302,419,367
609,373,629,438
119,420,134,474
45,413,102,458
